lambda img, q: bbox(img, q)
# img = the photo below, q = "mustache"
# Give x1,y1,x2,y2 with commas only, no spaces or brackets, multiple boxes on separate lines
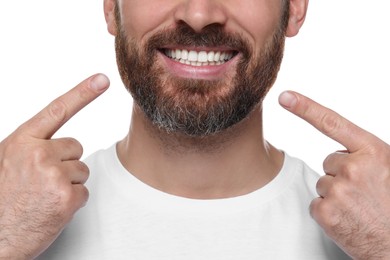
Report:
146,22,251,59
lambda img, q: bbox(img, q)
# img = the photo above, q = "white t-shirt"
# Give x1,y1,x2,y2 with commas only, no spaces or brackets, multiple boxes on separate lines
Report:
39,144,350,259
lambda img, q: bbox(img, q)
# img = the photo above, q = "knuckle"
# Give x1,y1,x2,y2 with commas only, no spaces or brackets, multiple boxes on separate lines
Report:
310,198,331,219
309,199,319,217
78,84,92,100
48,99,68,124
55,187,76,215
70,137,82,149
59,186,73,203
299,100,311,117
339,160,360,180
311,199,339,229
74,140,84,156
322,154,333,173
45,165,64,182
318,113,341,137
315,176,326,195
80,186,90,206
326,180,348,198
76,161,90,184
79,161,90,175
61,185,89,211
44,180,85,215
31,145,51,164
65,137,83,154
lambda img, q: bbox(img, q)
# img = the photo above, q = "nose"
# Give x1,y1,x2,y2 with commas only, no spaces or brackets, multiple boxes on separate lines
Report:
173,0,228,32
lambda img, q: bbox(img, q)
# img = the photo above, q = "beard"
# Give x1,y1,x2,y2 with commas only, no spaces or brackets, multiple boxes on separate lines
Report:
115,6,289,137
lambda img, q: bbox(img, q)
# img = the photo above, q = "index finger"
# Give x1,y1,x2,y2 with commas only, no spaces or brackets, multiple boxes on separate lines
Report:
19,73,110,139
278,91,377,153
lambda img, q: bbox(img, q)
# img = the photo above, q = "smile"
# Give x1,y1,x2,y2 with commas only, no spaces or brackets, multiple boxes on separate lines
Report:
163,48,237,66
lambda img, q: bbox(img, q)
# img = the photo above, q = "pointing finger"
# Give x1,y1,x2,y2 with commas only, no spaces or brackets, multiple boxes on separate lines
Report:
278,91,377,153
19,74,110,139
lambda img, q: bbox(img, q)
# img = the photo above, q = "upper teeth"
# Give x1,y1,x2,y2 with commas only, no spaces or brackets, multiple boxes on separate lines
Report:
164,49,234,66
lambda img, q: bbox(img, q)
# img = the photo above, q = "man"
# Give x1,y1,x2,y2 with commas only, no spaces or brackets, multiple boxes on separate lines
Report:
1,0,390,259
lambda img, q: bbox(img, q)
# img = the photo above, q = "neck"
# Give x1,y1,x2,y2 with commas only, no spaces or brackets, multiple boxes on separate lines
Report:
117,104,284,199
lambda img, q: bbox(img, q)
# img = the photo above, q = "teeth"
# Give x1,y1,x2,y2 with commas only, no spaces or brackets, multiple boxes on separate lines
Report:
188,51,198,62
207,52,214,62
175,49,181,59
214,51,221,62
198,51,208,62
164,49,235,66
181,50,188,60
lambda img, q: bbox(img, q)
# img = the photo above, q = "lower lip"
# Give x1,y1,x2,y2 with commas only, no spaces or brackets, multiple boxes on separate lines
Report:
158,51,239,80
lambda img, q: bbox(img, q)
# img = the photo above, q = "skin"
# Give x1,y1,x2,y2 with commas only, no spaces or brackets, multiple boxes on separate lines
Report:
0,0,389,259
106,0,306,199
0,74,110,259
279,91,390,259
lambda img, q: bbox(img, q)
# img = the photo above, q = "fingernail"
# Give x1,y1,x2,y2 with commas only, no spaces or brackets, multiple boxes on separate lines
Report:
279,91,297,108
90,73,110,91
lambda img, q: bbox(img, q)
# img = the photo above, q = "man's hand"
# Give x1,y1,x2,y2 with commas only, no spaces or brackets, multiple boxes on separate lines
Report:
279,91,390,259
0,74,109,259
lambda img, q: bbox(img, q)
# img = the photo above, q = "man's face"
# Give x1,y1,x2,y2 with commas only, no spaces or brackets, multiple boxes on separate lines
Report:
113,0,289,136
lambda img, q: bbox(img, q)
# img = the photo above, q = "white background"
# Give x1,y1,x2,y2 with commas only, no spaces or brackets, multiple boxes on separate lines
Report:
0,1,389,174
